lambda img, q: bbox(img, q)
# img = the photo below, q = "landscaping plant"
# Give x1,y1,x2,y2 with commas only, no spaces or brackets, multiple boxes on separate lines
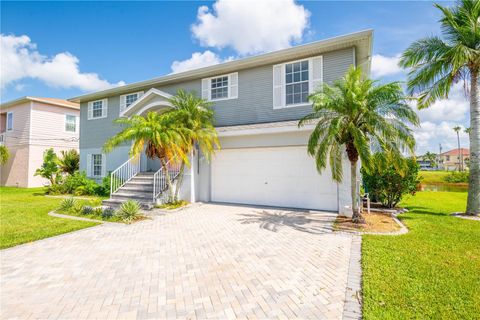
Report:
362,155,420,208
58,197,77,212
0,145,10,165
57,149,80,175
299,66,419,222
115,200,141,223
101,207,115,219
444,171,469,183
35,148,61,186
400,0,480,215
81,206,93,215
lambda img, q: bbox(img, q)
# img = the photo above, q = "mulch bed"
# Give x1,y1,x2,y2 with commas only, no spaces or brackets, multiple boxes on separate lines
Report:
334,212,401,233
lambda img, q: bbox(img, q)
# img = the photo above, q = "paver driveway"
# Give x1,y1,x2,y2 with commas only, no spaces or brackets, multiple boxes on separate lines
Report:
1,203,360,320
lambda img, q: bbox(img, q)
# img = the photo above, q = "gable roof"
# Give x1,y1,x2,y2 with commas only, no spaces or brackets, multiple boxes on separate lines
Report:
441,148,470,156
1,96,79,110
69,29,373,103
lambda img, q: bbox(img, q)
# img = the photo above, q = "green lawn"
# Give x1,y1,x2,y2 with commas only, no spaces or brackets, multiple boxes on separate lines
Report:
0,187,98,249
419,170,450,184
362,191,480,319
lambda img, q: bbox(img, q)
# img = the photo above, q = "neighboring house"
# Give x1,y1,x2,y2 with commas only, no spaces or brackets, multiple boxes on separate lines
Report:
0,97,79,187
70,30,373,213
438,148,470,171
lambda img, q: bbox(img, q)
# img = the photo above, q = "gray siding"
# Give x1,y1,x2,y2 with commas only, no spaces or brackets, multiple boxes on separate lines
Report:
80,47,354,149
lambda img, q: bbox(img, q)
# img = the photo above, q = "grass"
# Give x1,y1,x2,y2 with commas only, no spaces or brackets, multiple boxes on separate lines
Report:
55,198,123,223
362,191,480,319
419,171,450,184
0,187,98,249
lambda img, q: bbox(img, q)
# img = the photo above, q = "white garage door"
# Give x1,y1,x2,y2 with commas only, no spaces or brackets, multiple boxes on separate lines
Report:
211,146,338,211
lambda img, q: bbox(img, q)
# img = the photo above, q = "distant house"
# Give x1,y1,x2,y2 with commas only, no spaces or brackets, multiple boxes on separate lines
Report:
416,157,435,170
438,148,470,171
0,97,79,187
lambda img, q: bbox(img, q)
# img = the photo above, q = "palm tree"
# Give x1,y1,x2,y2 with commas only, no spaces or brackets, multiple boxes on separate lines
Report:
424,151,437,168
167,90,219,200
299,66,419,223
0,145,9,165
399,0,479,215
453,126,462,171
103,111,190,201
57,149,80,175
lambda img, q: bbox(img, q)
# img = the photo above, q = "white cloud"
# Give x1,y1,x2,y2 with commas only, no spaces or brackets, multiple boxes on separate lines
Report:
0,34,125,91
371,54,403,78
171,50,233,74
191,0,310,55
414,121,469,154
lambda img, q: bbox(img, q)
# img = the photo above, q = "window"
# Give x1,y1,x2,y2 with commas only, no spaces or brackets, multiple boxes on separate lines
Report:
285,60,309,105
88,99,107,120
211,76,229,100
65,114,77,132
92,154,103,177
120,92,143,113
446,155,450,161
6,112,13,131
202,73,238,101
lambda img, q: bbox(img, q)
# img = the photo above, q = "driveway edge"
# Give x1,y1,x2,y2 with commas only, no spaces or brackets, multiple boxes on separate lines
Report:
342,235,362,319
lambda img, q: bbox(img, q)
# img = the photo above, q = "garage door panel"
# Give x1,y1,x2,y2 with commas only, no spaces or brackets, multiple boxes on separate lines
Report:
211,146,338,211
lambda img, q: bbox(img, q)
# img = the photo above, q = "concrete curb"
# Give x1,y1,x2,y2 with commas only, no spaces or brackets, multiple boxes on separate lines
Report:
342,235,362,320
48,210,117,225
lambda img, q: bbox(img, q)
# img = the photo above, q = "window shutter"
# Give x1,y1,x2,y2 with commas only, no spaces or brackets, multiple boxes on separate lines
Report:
87,102,93,120
86,154,92,177
273,64,285,108
119,95,126,113
310,55,323,93
101,154,107,177
102,99,108,118
228,72,238,99
201,78,210,100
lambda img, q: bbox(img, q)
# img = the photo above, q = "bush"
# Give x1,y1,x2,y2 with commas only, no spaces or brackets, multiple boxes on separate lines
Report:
71,202,84,215
444,171,469,183
95,174,111,197
46,171,110,196
362,155,420,208
82,206,93,215
58,197,77,212
115,200,141,223
102,207,115,219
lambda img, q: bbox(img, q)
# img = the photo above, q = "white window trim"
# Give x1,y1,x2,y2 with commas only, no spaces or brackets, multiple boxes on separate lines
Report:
202,72,238,102
272,56,323,110
89,153,106,178
64,113,78,133
87,99,108,120
6,112,13,131
119,91,144,115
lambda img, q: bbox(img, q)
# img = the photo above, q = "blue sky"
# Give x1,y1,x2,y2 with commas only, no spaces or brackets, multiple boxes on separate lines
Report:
0,0,470,154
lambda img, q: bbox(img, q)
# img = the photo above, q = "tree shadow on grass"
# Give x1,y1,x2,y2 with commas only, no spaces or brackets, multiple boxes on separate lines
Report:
404,206,449,217
237,209,336,235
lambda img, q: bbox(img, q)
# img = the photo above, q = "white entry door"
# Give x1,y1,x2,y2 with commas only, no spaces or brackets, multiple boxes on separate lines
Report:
211,146,338,211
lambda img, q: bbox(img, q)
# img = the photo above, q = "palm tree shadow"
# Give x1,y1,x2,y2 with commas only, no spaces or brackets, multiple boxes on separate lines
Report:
237,210,335,235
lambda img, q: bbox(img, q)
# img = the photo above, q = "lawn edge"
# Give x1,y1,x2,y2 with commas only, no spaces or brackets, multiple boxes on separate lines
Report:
342,235,362,320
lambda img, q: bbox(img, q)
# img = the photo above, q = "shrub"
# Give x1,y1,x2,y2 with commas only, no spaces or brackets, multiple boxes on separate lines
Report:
444,171,469,183
102,207,115,219
71,202,84,215
58,197,77,212
115,200,141,223
95,174,111,197
35,148,61,186
57,150,80,175
92,207,103,217
82,206,93,215
362,155,420,208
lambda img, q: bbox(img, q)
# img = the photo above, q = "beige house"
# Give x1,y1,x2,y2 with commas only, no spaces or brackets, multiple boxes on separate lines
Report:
438,148,470,171
0,97,79,187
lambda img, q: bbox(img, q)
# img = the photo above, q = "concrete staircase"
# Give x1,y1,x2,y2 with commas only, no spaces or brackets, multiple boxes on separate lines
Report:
103,172,155,209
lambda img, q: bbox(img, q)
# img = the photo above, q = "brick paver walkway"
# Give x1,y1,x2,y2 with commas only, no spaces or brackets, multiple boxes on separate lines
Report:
1,203,359,319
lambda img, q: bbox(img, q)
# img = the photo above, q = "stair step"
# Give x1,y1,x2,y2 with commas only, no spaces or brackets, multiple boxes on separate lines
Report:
125,180,153,186
131,176,154,180
121,185,154,192
102,199,153,210
111,192,153,201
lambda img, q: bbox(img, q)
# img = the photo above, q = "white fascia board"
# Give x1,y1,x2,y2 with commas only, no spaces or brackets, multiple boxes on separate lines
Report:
217,123,316,137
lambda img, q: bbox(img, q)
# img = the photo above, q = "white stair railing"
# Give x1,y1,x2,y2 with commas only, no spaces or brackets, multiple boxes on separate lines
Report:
110,154,141,195
153,160,182,202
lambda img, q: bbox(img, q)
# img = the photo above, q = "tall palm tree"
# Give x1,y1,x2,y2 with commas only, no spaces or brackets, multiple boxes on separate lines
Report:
103,111,190,201
167,90,219,200
399,0,480,215
453,126,463,171
299,66,419,223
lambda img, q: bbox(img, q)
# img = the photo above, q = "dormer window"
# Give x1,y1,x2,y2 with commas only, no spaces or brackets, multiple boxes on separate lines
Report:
120,91,143,113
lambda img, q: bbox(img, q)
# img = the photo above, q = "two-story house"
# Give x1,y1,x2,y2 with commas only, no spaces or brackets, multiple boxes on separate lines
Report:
0,97,80,187
70,30,373,213
438,148,470,171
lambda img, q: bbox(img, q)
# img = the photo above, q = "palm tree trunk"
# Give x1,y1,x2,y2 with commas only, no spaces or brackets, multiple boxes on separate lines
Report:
174,162,186,201
350,160,365,223
160,158,175,203
466,69,480,215
457,132,461,171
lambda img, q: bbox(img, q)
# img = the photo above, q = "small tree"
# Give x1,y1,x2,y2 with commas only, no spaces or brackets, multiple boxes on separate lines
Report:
57,149,80,175
0,145,9,165
362,155,420,208
35,148,61,185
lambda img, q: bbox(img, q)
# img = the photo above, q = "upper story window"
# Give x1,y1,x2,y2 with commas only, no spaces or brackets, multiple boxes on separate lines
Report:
120,91,143,113
273,55,323,109
202,72,238,102
285,60,309,105
65,114,77,133
87,99,108,120
6,112,13,131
